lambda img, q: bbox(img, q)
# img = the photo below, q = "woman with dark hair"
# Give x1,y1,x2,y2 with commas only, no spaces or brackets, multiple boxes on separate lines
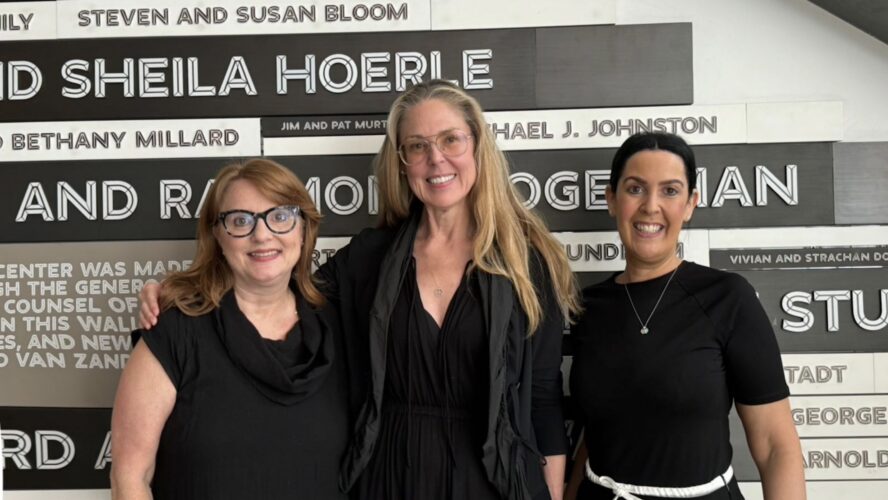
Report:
568,132,806,499
139,80,580,500
112,159,348,500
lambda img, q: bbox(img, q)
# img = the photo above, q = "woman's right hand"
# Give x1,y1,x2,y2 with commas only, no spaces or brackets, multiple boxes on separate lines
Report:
138,281,162,329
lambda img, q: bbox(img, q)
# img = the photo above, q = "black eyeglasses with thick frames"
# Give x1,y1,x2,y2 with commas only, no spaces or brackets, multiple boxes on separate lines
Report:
217,205,302,238
397,130,473,166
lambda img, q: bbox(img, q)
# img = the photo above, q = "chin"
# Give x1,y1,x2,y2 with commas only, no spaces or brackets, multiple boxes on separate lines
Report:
628,249,673,265
248,271,288,286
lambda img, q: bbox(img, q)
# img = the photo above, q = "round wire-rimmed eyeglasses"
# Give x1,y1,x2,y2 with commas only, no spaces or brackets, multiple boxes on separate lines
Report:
397,130,473,166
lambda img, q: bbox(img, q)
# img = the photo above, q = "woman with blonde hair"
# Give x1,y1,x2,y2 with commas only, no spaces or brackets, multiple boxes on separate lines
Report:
325,79,579,500
140,80,579,499
114,159,348,500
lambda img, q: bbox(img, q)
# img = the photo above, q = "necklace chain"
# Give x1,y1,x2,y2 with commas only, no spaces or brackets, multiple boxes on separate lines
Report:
429,269,444,297
420,252,465,298
623,265,680,335
421,258,447,297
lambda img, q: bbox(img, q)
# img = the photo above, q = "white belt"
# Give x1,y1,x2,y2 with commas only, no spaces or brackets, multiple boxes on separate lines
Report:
585,460,734,499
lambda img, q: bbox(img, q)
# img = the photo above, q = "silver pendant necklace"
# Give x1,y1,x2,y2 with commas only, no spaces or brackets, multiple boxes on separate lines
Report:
623,264,680,335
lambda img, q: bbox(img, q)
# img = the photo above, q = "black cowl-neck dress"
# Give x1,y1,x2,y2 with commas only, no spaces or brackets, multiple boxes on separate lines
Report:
138,288,349,500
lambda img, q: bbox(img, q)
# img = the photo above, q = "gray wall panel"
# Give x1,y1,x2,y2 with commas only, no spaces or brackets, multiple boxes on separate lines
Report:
834,142,888,224
536,23,693,108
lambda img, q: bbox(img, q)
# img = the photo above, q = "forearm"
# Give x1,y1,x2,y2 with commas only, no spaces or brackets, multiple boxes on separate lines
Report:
564,439,587,500
543,454,566,500
758,447,806,500
110,470,153,500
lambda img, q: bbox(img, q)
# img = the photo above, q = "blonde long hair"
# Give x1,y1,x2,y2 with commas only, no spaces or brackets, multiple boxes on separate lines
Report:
376,80,581,331
161,159,324,315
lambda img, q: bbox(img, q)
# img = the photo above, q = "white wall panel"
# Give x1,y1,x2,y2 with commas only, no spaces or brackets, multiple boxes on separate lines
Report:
554,229,710,272
792,395,888,437
264,135,384,157
487,105,747,150
782,353,876,395
619,0,888,141
747,101,844,143
875,353,888,394
709,226,888,250
56,0,430,38
801,438,888,480
0,2,55,41
0,118,261,162
314,236,352,268
261,102,843,155
431,0,615,30
740,481,888,500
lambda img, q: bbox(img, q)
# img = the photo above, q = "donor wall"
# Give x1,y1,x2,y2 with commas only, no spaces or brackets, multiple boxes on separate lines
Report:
1,1,885,498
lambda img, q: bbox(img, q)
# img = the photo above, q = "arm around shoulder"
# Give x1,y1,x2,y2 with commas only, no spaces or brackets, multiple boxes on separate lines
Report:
314,229,375,304
110,340,176,500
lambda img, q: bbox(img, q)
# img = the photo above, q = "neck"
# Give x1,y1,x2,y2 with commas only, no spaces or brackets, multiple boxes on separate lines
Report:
232,283,293,318
418,204,474,243
619,257,683,284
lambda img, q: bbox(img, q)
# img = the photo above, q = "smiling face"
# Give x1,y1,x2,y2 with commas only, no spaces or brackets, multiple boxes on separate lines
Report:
214,179,302,292
606,149,698,274
398,98,477,214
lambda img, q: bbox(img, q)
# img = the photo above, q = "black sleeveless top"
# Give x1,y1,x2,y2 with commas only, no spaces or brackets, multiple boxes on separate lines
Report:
138,289,349,500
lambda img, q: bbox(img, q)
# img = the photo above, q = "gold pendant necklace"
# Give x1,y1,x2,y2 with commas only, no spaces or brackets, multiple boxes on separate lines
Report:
428,266,444,297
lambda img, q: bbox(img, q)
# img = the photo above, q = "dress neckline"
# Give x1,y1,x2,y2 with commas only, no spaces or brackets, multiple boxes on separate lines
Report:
613,261,688,288
409,257,473,330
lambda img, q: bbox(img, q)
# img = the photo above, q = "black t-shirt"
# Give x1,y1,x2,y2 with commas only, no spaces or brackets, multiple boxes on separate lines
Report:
137,291,349,500
570,261,788,494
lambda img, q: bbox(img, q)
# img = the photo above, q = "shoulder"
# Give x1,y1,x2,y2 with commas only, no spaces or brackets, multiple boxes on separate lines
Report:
318,226,395,282
331,226,399,269
674,263,764,331
157,306,211,331
135,306,208,346
675,261,754,298
133,306,213,389
348,226,398,252
527,248,550,287
579,274,618,304
571,276,617,336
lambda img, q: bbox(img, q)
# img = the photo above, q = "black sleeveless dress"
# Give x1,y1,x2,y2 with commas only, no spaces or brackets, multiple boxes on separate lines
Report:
139,289,349,500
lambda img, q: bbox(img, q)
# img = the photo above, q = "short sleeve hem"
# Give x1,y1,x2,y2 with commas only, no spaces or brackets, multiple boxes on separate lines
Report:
734,386,790,406
133,308,188,388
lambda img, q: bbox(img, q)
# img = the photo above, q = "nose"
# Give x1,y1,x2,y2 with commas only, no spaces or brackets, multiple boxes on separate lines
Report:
250,217,274,240
426,142,446,163
641,192,660,214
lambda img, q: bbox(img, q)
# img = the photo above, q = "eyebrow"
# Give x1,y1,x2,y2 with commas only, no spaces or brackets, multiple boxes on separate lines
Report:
402,127,462,140
622,176,686,187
